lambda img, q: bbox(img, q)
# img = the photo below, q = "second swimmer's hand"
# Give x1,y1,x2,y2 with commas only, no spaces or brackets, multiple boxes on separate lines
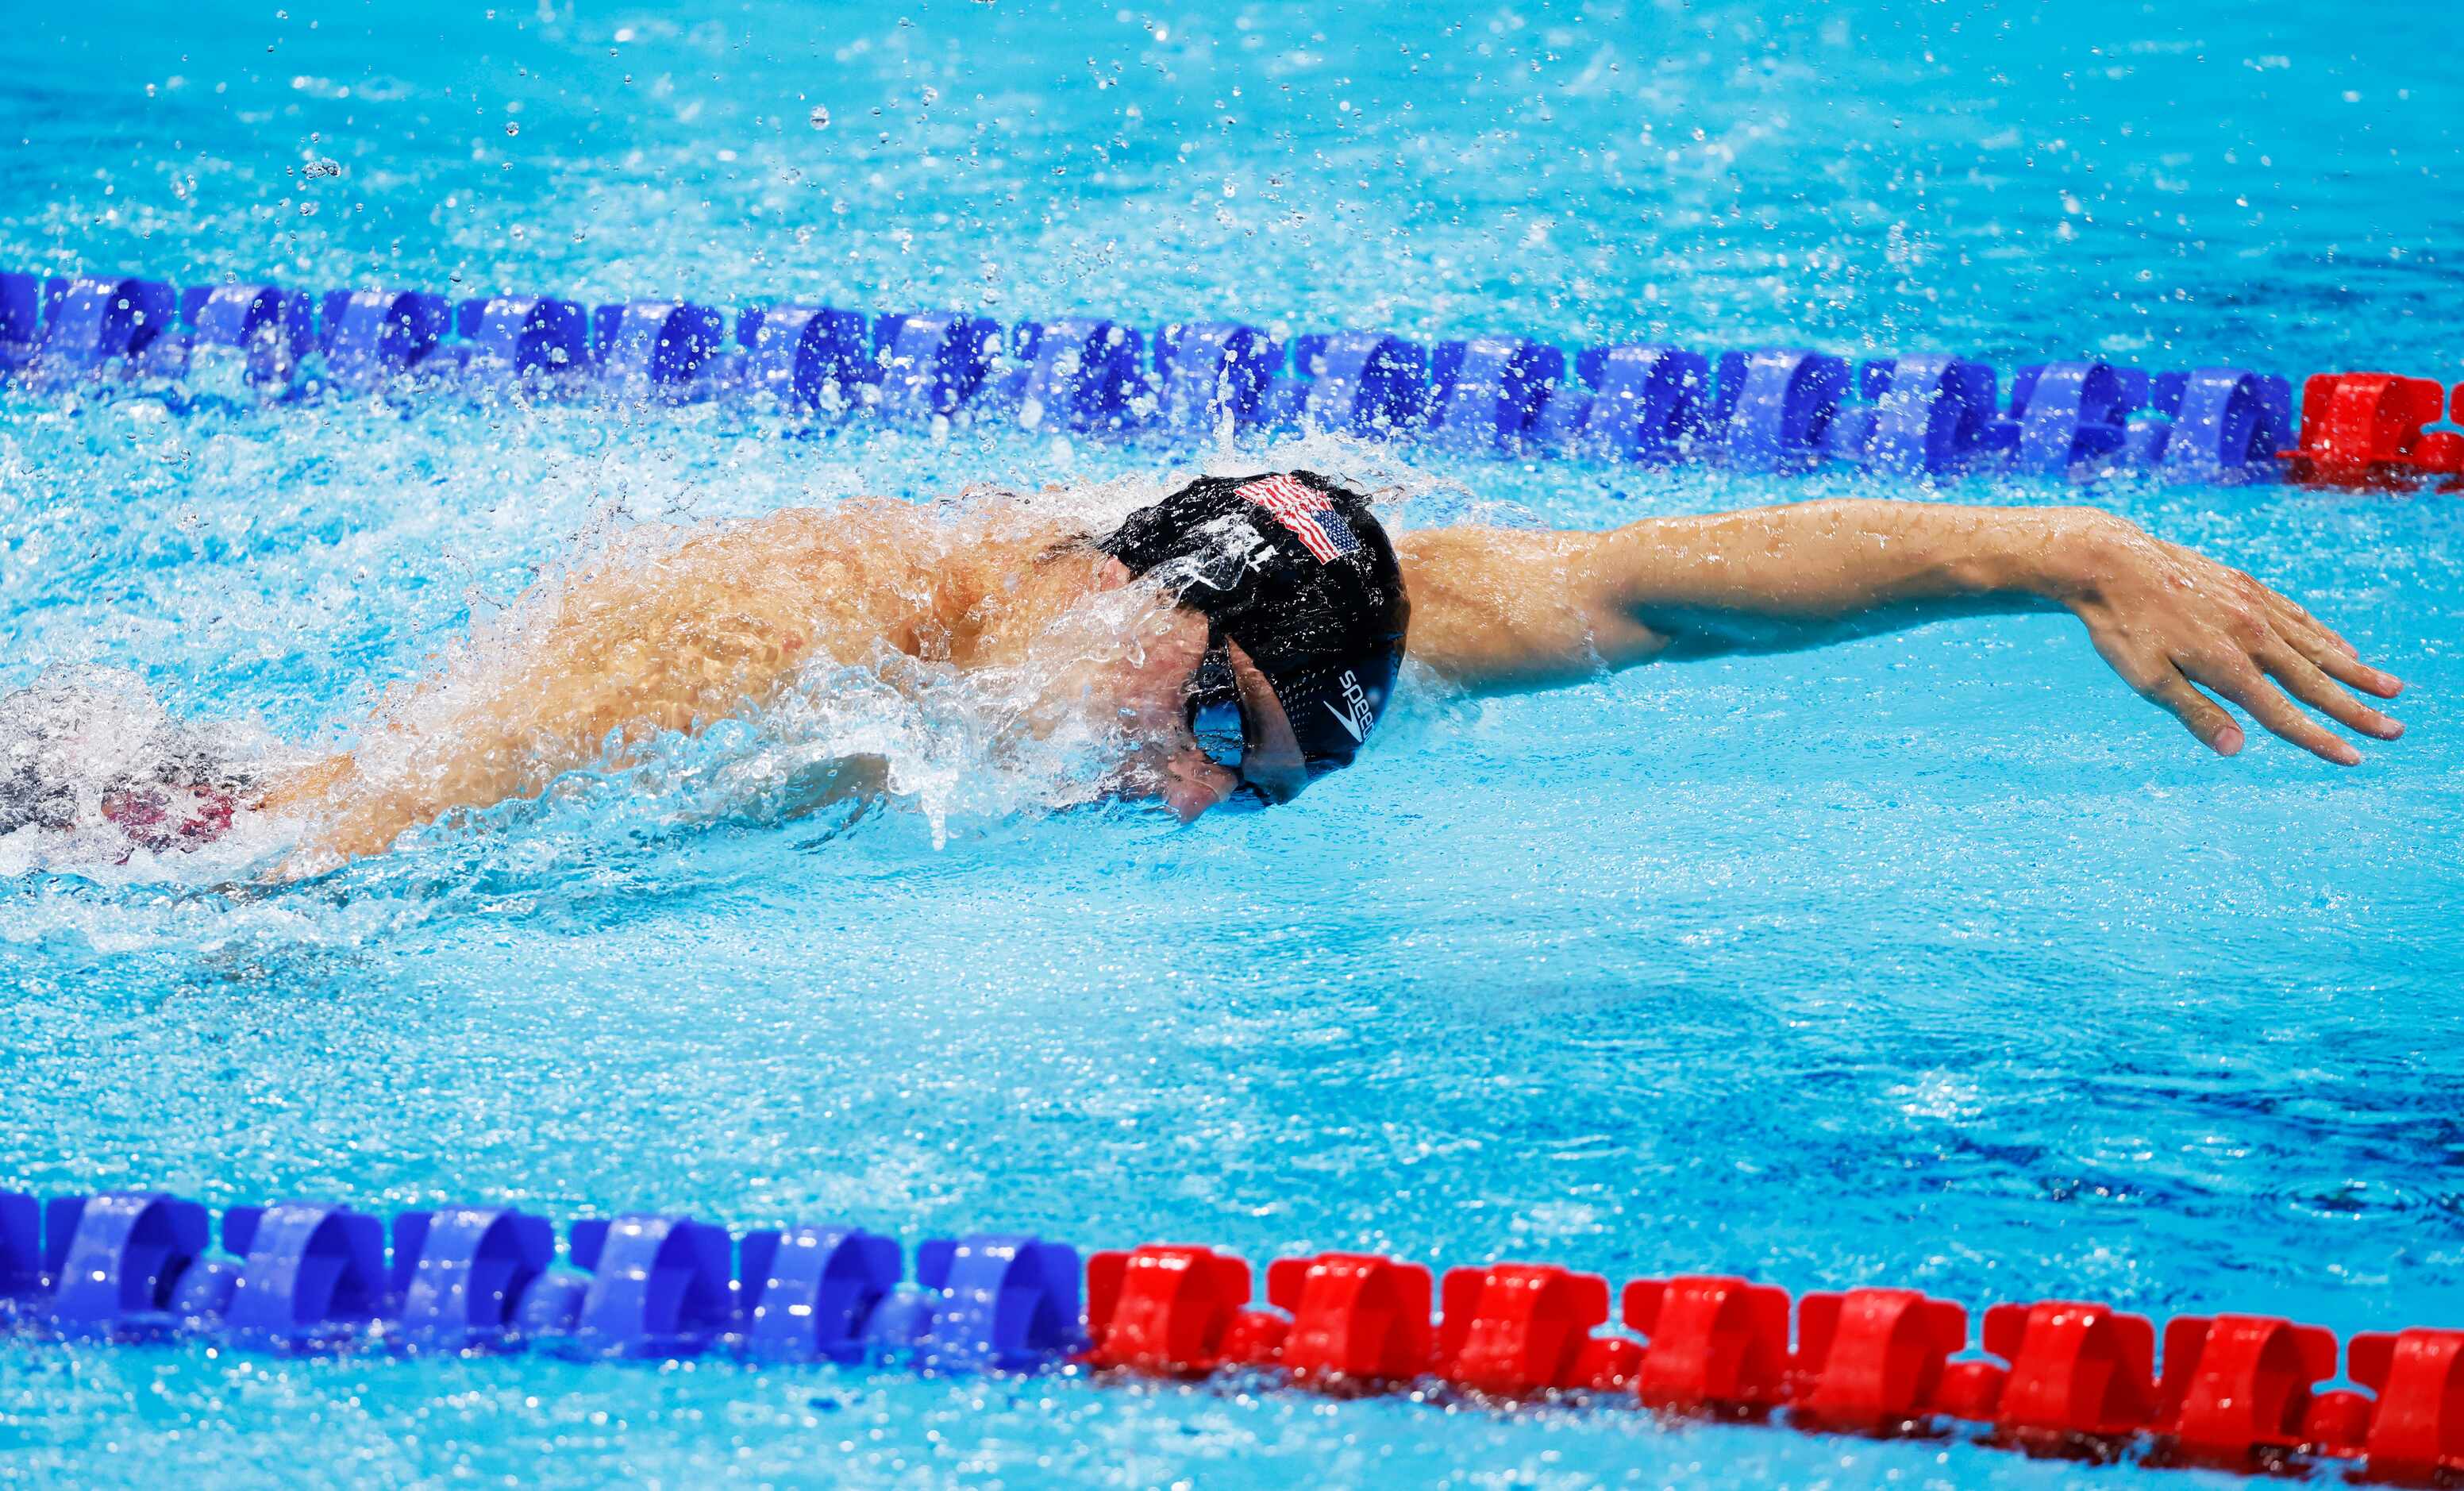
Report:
2050,512,2405,765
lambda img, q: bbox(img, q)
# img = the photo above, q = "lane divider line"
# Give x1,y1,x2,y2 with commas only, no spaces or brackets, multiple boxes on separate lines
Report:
5,270,2460,487
4,1189,2459,1482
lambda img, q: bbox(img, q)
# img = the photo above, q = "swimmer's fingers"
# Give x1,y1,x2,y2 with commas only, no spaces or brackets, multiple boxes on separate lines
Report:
2089,626,2243,756
2230,567,2404,695
1118,742,1238,822
2132,663,2248,758
2185,650,2362,766
2313,646,2406,699
2261,645,2404,742
2267,589,2364,663
2271,607,2405,699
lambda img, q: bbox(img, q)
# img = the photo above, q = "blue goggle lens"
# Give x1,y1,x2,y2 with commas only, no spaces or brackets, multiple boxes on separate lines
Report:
1190,696,1245,769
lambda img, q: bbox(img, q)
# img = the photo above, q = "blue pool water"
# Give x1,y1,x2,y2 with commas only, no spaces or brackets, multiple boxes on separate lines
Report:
3,2,2462,1485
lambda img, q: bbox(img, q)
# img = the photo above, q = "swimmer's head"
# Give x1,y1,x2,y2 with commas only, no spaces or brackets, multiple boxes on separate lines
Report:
1096,470,1409,807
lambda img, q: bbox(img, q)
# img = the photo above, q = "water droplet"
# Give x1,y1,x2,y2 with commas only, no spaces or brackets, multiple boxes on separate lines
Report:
504,121,519,137
808,106,830,129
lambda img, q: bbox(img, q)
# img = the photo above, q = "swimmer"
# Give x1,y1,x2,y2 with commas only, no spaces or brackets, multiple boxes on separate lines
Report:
0,470,2406,873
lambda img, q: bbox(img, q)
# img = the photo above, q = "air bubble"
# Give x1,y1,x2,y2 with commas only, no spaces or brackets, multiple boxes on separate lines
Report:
809,106,831,129
505,121,519,137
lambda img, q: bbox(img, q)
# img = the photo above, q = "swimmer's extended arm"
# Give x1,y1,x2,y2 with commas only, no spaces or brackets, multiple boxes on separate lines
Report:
1396,499,2404,765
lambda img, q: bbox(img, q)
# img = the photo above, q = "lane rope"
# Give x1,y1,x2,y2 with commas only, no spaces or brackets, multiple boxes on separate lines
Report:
3,1187,2459,1481
4,270,2460,486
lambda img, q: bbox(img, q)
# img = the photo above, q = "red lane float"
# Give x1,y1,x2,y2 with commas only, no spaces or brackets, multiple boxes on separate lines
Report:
1076,1246,2462,1486
2281,373,2464,487
1262,1252,1434,1387
1434,1263,1633,1396
1981,1299,2161,1454
1793,1287,1975,1432
1619,1274,1792,1416
1084,1244,1277,1377
2347,1327,2464,1484
1068,1239,2462,1485
2153,1314,2339,1468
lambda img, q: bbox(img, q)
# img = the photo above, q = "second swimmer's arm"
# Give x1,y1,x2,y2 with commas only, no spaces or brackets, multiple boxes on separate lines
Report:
1396,499,2404,765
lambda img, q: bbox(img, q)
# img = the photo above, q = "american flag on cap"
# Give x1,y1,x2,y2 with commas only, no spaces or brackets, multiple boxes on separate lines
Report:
1234,473,1361,564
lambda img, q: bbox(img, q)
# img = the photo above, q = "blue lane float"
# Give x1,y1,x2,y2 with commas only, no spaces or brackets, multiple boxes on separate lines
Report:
1711,349,1850,472
0,271,39,372
741,1225,900,1363
561,1212,737,1360
593,301,726,389
182,283,318,386
1014,317,1145,432
912,1235,1086,1374
2,260,2415,486
0,1186,1099,1373
1838,355,2007,476
874,312,1000,424
1556,344,1711,462
27,276,178,381
1426,335,1563,453
318,289,449,389
218,1200,391,1350
2151,366,2294,485
41,1191,210,1337
0,1192,37,1299
1298,329,1430,439
390,1206,554,1351
739,303,870,411
454,295,590,379
1153,321,1279,434
2009,360,2148,476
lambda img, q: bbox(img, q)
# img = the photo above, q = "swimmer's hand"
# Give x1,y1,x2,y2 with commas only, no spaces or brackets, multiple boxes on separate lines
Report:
2048,512,2404,765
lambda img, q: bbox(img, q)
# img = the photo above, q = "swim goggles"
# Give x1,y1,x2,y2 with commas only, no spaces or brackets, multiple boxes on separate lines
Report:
1183,639,1303,806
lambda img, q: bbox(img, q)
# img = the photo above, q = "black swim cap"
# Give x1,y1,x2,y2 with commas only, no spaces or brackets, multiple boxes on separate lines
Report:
1096,470,1409,793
